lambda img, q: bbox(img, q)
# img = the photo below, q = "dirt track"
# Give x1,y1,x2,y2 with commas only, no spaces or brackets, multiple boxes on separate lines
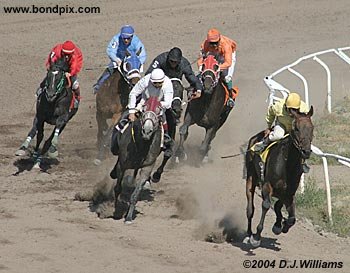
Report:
1,1,350,272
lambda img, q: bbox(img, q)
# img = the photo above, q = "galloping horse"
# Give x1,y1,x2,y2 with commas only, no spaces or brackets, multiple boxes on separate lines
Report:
244,106,314,247
95,49,142,165
15,57,78,167
110,92,163,223
151,78,184,182
175,54,234,162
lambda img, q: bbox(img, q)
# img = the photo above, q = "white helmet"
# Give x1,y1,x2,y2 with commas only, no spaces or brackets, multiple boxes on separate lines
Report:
150,68,165,83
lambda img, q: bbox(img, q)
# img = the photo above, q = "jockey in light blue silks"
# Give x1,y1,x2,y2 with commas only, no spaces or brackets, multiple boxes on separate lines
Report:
93,25,147,94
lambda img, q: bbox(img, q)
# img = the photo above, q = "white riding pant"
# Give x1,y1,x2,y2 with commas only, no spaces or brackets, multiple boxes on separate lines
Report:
268,124,285,142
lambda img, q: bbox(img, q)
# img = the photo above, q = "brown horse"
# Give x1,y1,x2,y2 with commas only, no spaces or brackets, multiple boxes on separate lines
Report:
94,50,142,165
244,106,314,247
175,54,234,162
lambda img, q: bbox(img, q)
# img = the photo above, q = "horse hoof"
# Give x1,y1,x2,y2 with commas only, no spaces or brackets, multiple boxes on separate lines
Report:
94,159,102,166
48,146,58,159
242,236,250,244
202,155,209,164
249,235,261,247
15,148,26,156
33,162,41,169
175,157,180,164
272,224,282,235
143,181,151,190
124,220,133,225
183,153,188,161
151,172,161,183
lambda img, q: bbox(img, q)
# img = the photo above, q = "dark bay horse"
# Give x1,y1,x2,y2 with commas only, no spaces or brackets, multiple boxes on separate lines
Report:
151,78,184,182
15,57,77,167
110,94,163,223
95,49,142,165
175,54,233,162
244,106,314,247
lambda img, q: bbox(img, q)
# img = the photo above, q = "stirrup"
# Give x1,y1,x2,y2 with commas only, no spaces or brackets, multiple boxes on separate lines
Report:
226,97,235,108
302,163,310,173
92,84,99,94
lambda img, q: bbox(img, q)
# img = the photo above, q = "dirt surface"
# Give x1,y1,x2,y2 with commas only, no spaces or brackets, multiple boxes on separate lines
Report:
1,0,350,272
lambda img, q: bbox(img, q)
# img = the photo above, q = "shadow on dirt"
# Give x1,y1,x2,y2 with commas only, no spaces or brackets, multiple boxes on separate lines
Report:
13,157,59,175
205,214,281,253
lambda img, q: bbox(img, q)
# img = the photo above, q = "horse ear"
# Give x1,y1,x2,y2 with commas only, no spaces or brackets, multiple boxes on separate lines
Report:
214,64,220,72
136,47,142,56
125,50,131,57
307,105,314,117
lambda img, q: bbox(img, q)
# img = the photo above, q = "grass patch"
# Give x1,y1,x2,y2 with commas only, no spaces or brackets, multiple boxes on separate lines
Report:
296,177,350,237
310,96,350,165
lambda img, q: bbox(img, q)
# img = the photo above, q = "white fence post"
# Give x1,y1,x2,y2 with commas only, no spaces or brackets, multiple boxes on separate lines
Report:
313,56,332,113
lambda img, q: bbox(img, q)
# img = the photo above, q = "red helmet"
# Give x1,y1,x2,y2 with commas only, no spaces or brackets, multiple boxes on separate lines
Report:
62,40,76,54
207,28,220,42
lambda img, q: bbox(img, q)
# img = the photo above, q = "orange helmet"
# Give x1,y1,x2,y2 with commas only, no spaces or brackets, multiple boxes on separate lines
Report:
207,28,221,42
62,40,76,54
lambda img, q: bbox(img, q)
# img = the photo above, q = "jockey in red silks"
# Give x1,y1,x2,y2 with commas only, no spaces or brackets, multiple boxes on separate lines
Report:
37,40,83,108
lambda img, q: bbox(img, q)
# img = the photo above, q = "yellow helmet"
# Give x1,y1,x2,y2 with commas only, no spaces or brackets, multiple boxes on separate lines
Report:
285,92,301,109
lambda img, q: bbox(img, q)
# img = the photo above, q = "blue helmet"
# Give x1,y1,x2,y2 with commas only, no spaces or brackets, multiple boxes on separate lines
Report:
120,25,135,39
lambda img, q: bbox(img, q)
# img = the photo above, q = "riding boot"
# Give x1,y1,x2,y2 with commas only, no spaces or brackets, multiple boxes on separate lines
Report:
93,68,113,94
115,111,130,132
162,122,172,147
253,136,270,153
73,87,81,108
225,79,235,108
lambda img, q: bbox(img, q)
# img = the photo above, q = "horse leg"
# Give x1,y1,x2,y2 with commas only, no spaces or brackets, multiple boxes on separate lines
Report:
243,175,256,244
95,111,108,165
16,116,38,156
125,165,153,223
175,112,193,161
152,139,174,182
33,119,44,168
272,200,284,235
112,161,127,220
250,182,273,247
282,196,296,233
42,114,69,158
199,125,218,162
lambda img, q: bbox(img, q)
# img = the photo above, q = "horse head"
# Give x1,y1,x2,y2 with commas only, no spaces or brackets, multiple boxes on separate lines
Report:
45,57,70,102
290,106,314,159
170,78,184,119
199,54,220,94
122,48,142,86
140,95,162,140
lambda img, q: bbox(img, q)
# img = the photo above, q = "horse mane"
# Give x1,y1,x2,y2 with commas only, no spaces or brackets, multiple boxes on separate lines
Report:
50,57,69,72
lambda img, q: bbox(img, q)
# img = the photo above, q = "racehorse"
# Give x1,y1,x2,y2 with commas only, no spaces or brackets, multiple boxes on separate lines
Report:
15,57,78,167
110,92,163,223
244,106,314,247
94,49,142,165
175,54,234,162
151,78,184,182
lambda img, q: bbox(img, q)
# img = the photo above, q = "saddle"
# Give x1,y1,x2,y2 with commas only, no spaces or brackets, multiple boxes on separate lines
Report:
250,134,290,181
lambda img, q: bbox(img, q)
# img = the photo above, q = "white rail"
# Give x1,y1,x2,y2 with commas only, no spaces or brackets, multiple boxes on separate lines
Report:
264,47,350,224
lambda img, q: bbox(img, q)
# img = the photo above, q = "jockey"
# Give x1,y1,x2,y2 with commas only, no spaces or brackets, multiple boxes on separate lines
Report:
253,92,310,153
145,47,203,99
123,68,173,144
93,25,147,94
197,28,237,107
37,40,83,108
